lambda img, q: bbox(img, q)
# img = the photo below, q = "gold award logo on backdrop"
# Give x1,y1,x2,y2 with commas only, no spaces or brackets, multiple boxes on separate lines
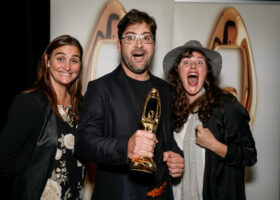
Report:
208,7,257,128
82,0,126,94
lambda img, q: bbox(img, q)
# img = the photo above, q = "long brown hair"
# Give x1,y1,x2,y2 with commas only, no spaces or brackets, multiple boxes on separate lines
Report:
167,49,231,133
25,35,83,123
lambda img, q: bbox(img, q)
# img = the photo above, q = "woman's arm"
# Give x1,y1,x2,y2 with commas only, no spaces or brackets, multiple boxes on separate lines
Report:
0,92,45,179
222,99,257,167
196,97,257,167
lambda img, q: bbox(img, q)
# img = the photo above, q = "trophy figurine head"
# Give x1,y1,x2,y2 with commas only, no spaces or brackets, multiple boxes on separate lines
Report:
141,88,161,133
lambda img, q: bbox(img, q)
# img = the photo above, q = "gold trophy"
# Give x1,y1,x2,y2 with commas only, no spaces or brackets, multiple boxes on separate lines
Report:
130,88,161,173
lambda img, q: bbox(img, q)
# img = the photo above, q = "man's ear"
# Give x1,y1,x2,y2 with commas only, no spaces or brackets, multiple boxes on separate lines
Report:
117,39,121,53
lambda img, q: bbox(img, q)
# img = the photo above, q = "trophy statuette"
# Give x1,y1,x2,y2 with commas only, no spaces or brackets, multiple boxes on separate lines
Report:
130,88,161,173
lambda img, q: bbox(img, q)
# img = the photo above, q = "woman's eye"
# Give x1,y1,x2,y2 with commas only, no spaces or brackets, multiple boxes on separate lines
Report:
71,59,80,64
197,60,205,65
183,60,189,65
56,57,64,62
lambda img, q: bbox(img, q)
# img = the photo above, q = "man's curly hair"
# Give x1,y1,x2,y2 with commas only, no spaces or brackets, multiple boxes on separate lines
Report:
167,49,232,133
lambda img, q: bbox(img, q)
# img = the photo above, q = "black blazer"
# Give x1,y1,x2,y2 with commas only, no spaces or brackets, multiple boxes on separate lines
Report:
0,90,57,200
75,65,182,200
202,96,257,200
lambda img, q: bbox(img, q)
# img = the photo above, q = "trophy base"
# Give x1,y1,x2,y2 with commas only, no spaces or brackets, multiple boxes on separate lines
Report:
130,157,156,173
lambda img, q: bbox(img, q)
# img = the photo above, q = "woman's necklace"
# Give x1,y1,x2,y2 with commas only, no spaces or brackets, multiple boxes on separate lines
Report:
57,105,73,127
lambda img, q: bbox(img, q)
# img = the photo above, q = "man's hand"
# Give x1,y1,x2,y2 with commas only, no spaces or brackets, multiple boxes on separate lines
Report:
163,151,184,178
128,130,157,159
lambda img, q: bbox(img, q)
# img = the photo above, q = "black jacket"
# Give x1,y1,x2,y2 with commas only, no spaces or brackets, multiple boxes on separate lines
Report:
0,90,57,200
202,96,257,200
75,65,183,200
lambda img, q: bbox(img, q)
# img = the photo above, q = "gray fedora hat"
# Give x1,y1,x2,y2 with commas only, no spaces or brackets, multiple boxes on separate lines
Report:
163,40,222,78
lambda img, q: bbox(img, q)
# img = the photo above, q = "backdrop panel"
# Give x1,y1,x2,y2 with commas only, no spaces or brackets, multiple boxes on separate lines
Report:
51,1,280,199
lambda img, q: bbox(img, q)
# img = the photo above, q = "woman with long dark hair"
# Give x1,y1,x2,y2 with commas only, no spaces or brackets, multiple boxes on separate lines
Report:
163,40,257,200
0,35,85,199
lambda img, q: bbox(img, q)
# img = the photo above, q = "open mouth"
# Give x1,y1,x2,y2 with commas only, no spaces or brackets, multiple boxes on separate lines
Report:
133,52,145,57
132,49,146,60
188,72,198,86
132,52,145,63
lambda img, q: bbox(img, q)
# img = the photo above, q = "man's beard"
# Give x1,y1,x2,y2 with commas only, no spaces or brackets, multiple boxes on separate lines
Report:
121,52,154,75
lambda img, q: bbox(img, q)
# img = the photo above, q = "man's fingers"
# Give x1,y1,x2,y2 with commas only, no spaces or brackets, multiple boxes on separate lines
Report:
163,152,170,162
167,162,184,178
163,151,184,177
128,130,157,159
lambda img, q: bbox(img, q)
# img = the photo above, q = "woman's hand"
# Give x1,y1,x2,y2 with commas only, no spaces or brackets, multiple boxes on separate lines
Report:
195,125,227,158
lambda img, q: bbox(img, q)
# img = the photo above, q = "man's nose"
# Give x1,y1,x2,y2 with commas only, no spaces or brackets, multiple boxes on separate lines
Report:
135,36,143,48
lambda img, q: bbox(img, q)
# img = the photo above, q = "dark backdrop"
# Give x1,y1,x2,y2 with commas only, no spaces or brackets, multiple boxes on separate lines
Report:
0,0,50,197
1,0,50,131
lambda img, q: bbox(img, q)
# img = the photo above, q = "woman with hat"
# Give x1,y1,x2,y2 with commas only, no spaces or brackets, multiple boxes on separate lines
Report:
163,40,257,200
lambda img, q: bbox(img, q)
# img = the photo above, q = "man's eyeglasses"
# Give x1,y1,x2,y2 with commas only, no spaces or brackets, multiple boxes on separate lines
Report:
121,34,154,44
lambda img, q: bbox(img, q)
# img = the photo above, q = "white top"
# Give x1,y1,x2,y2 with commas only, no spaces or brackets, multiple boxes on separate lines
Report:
173,113,205,200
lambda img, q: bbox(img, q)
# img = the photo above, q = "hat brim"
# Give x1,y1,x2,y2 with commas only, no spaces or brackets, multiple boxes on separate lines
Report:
163,44,222,78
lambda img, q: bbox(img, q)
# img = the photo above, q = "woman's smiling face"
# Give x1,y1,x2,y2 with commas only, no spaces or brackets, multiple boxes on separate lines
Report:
46,45,81,88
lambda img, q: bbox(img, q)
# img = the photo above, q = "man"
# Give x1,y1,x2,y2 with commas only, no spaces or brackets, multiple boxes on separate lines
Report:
75,9,184,200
